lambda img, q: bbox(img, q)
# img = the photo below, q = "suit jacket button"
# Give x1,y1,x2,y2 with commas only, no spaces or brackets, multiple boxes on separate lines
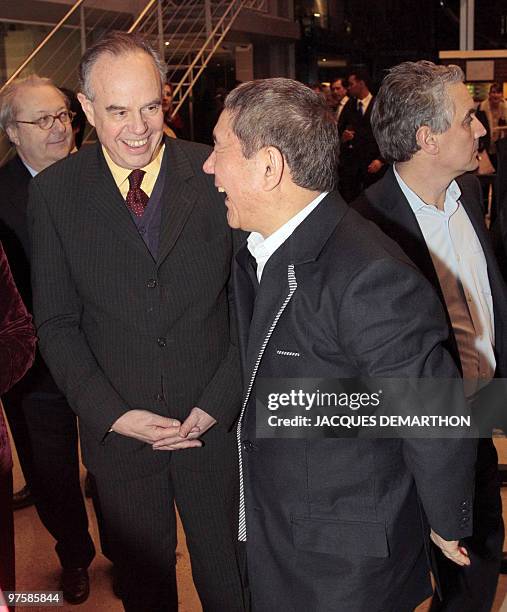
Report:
242,440,254,452
460,500,469,508
147,279,157,288
157,337,167,347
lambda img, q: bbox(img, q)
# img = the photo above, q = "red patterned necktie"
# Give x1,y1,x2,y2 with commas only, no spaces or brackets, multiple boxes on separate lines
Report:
126,169,149,217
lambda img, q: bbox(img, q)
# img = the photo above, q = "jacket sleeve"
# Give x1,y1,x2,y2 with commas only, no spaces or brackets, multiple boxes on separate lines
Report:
27,180,129,439
0,242,36,395
338,257,476,540
194,230,245,430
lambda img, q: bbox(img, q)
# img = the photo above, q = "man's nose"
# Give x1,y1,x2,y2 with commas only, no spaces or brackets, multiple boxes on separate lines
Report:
130,112,148,135
203,150,215,174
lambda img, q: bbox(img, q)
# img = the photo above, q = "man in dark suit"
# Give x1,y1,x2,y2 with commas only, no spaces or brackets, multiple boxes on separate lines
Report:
28,33,243,612
203,77,477,611
338,69,385,202
0,75,95,603
353,60,506,612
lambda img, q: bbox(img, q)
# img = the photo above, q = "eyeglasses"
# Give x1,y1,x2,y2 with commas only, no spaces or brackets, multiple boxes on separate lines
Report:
15,110,76,130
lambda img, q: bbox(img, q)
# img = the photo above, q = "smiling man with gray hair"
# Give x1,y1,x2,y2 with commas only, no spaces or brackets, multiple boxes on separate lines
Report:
353,60,507,612
0,74,96,604
28,32,244,611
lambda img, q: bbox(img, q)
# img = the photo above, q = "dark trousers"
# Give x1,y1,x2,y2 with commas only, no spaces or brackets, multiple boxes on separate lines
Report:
430,438,503,612
2,387,34,488
94,460,245,612
2,388,95,569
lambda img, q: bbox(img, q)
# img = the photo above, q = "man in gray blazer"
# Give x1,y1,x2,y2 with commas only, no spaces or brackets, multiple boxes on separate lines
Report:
203,77,477,611
28,32,244,612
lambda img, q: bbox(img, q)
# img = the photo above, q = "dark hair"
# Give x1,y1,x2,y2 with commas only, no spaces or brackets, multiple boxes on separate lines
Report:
371,60,464,163
347,68,371,90
78,32,166,100
489,82,503,95
224,78,339,192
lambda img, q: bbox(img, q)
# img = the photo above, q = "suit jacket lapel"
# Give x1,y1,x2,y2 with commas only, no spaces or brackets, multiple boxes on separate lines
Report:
233,245,257,370
83,144,148,256
156,139,198,266
366,167,446,302
245,249,296,376
242,193,345,379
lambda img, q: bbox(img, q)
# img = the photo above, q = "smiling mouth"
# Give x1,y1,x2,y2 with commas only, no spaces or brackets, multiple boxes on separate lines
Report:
123,138,149,148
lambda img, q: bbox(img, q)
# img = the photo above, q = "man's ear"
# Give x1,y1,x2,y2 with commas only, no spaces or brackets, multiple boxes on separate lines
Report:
77,93,96,128
261,146,284,190
416,125,439,155
6,124,20,147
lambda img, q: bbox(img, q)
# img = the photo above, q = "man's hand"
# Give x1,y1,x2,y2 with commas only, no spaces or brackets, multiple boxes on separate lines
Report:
367,159,384,174
111,409,201,449
342,129,355,143
430,529,470,566
152,407,217,450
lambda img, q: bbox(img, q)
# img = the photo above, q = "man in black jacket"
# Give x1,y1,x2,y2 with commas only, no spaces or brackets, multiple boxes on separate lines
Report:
353,60,506,612
338,69,385,202
203,76,477,612
0,75,95,604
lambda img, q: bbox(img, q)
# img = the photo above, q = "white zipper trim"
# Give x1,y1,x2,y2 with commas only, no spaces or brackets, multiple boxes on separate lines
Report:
237,264,298,541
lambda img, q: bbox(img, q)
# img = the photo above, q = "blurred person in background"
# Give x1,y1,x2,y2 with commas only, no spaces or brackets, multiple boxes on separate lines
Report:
162,82,185,139
478,83,506,169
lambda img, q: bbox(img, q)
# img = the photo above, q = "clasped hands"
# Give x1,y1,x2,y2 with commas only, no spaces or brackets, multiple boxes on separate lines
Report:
111,407,217,450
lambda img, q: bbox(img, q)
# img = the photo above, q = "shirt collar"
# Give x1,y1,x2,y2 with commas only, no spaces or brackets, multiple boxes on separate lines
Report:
19,158,38,177
247,192,328,263
393,164,461,215
102,143,165,191
358,92,373,111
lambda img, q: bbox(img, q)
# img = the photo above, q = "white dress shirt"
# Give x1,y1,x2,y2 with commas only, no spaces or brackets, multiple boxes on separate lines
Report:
393,165,495,397
247,192,328,282
336,95,349,119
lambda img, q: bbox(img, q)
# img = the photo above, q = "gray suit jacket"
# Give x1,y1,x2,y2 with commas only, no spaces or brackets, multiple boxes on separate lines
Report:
28,138,241,480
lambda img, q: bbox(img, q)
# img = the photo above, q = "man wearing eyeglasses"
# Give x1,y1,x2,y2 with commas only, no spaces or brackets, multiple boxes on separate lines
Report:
0,75,95,604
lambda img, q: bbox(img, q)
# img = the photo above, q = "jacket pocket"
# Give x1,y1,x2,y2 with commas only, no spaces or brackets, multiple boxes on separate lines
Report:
291,515,388,558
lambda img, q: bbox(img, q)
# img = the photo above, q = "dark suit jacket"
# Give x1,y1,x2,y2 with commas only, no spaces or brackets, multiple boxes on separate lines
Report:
352,166,507,379
338,96,382,173
28,138,241,480
0,155,60,393
0,156,32,308
234,192,476,611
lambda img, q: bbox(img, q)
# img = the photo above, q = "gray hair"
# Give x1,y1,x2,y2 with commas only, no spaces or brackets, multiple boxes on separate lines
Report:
0,75,64,131
78,32,166,100
371,60,464,163
224,78,339,192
